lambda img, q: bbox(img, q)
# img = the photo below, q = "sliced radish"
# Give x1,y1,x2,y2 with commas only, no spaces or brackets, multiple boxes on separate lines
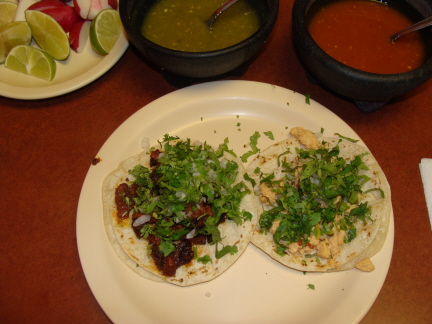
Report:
73,0,91,20
28,0,68,11
87,0,102,20
100,0,117,10
40,6,80,33
69,19,91,53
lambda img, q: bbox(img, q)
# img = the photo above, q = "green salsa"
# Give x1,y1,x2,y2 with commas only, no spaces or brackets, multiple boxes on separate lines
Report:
141,0,260,52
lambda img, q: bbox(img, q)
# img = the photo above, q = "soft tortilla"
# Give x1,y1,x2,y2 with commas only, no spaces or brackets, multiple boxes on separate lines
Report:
102,142,258,286
247,136,391,272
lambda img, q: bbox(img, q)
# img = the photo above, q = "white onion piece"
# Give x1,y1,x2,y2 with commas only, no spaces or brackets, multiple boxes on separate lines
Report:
175,191,187,200
141,137,150,151
186,229,196,239
133,215,151,227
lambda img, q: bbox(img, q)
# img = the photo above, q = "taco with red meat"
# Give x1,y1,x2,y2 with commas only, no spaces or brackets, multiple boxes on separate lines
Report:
102,135,258,286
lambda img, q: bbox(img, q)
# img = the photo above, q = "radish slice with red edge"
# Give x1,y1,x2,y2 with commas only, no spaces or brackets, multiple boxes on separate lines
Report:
73,0,91,20
87,0,102,20
38,6,80,33
100,0,117,10
69,20,91,53
27,0,68,11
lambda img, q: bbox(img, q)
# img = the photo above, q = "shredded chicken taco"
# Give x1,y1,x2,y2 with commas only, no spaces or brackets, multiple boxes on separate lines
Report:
246,127,391,272
102,135,258,286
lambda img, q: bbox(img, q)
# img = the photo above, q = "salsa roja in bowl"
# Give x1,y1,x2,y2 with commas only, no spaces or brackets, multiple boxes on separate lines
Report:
292,0,432,112
120,0,278,82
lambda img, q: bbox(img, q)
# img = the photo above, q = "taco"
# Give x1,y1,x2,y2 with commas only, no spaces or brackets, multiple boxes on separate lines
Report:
102,135,258,286
247,127,391,272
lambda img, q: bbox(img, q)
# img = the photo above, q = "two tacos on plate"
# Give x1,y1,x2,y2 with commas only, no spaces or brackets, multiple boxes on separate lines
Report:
102,128,391,286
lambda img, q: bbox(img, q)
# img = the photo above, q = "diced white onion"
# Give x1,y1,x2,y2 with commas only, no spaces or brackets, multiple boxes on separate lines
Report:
133,215,151,227
141,137,150,151
186,229,196,239
175,191,187,200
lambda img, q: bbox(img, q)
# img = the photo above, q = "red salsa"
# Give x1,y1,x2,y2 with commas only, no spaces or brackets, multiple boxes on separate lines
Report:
308,0,426,74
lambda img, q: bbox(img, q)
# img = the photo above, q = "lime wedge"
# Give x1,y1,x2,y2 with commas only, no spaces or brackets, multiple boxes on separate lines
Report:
0,1,18,27
5,44,56,81
0,21,32,63
90,9,121,56
24,10,70,61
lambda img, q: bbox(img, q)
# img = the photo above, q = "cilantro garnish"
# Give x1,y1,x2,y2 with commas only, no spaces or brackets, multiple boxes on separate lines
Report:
304,93,311,105
258,143,375,255
264,131,274,140
215,244,238,259
193,247,213,264
126,136,251,262
241,131,261,162
197,255,212,264
334,133,359,143
243,173,256,187
307,284,315,290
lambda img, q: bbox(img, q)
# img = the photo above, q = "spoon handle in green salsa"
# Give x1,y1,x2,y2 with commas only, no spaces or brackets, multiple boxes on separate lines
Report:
205,0,240,29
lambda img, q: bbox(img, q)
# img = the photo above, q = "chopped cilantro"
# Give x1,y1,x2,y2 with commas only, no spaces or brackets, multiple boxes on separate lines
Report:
243,173,256,187
334,133,359,143
305,93,311,105
215,244,238,258
264,131,274,140
258,143,375,254
125,136,252,262
197,255,212,264
241,131,261,162
307,284,315,290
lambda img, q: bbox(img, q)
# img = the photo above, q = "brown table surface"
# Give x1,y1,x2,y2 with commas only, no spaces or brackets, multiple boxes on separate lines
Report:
1,1,431,323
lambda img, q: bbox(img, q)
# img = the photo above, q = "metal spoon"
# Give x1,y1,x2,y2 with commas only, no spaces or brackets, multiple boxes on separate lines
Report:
205,0,240,29
391,16,432,43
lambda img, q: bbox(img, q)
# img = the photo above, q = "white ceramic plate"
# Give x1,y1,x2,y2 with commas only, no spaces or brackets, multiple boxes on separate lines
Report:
0,0,128,100
77,81,394,324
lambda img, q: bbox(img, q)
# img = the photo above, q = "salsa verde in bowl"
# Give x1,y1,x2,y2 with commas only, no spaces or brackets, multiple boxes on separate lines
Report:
119,0,278,82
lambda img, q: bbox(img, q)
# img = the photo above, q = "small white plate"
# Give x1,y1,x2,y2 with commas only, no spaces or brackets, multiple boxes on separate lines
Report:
0,0,128,100
77,81,394,324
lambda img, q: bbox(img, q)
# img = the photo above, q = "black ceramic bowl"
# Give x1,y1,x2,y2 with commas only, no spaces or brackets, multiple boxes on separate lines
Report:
292,0,432,112
120,0,278,83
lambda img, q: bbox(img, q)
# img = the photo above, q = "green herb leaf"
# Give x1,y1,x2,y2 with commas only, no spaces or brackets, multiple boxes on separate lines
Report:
215,244,238,259
334,133,359,143
241,131,261,162
243,173,256,187
159,240,175,257
197,255,212,264
264,131,274,140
